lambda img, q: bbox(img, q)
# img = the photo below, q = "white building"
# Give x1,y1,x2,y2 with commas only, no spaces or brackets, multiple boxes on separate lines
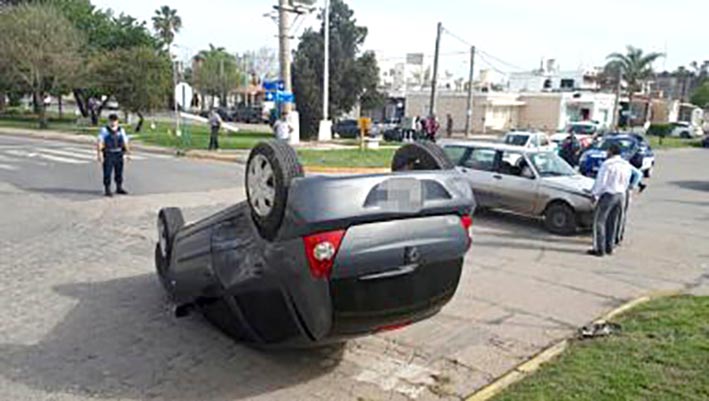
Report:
508,59,601,92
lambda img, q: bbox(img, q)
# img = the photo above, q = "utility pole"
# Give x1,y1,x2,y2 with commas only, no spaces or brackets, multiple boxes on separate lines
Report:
277,0,292,113
464,46,476,138
428,22,442,117
318,0,332,140
612,68,622,129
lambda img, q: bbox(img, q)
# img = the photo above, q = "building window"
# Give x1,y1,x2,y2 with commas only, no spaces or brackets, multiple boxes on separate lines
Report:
543,79,552,89
560,79,575,89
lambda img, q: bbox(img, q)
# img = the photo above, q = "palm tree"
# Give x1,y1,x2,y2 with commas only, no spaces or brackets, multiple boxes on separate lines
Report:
606,46,663,126
152,5,182,50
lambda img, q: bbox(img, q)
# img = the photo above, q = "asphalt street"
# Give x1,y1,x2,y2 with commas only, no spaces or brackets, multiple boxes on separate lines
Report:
0,133,707,401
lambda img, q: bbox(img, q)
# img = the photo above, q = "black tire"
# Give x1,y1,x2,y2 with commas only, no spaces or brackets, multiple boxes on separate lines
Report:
544,202,577,235
391,142,454,171
680,131,691,139
245,140,304,240
156,207,185,293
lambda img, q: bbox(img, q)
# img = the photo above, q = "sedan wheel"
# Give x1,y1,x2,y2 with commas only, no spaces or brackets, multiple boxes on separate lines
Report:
544,202,577,235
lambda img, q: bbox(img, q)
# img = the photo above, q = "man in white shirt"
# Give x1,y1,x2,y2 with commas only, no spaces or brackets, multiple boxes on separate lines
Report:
273,112,293,141
589,143,632,256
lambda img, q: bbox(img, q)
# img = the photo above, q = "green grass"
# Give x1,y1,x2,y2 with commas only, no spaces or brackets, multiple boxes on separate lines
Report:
296,148,397,168
492,296,709,401
648,136,703,149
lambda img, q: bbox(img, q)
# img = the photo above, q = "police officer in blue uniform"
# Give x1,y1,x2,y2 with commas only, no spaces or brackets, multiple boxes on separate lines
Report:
97,114,130,197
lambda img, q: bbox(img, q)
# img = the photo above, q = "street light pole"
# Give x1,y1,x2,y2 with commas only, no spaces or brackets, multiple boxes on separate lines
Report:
464,46,476,138
278,0,292,113
429,22,442,117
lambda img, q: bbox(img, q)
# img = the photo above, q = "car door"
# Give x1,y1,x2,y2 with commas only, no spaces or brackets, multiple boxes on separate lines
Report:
491,150,538,215
456,147,499,208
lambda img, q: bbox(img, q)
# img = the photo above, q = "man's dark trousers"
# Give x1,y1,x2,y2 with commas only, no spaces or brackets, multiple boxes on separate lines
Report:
209,126,219,150
593,193,623,255
103,152,124,189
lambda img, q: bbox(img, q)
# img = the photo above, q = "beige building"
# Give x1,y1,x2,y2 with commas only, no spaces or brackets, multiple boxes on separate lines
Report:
404,90,616,134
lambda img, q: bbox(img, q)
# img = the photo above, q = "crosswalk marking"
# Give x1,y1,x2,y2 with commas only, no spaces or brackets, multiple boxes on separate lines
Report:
38,147,96,160
0,145,158,170
5,149,85,164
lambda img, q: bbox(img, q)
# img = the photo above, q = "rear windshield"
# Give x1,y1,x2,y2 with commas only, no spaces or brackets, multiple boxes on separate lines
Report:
593,138,635,152
567,124,596,135
503,134,528,146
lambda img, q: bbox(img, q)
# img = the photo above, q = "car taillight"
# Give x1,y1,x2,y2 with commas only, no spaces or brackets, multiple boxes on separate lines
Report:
460,214,473,245
303,230,346,279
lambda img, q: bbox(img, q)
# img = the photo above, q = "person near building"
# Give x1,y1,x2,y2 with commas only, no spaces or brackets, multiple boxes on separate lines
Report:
588,143,632,257
446,113,453,137
208,110,222,151
273,112,293,141
425,114,440,142
559,133,581,166
97,114,130,197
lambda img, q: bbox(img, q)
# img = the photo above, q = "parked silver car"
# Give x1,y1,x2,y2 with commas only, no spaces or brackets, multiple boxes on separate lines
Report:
443,141,595,234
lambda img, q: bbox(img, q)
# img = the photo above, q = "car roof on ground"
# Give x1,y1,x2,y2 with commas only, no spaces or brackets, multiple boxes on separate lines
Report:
442,141,552,153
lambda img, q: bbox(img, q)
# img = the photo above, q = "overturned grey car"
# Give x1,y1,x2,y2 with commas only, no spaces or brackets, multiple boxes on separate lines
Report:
442,141,595,235
155,141,475,347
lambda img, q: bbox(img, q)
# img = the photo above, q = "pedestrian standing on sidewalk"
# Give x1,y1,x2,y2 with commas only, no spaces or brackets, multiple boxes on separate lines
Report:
97,114,130,197
588,143,632,257
208,110,222,151
273,111,293,141
446,113,453,138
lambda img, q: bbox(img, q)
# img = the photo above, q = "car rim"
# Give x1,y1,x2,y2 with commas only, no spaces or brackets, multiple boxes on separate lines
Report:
553,212,567,228
158,218,168,259
248,154,276,217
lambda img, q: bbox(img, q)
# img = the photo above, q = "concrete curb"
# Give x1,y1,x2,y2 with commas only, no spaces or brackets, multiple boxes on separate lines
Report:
463,290,682,401
0,128,389,173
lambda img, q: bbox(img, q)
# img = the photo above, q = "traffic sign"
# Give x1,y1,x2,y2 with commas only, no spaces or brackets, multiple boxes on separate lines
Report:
265,90,294,104
263,79,285,91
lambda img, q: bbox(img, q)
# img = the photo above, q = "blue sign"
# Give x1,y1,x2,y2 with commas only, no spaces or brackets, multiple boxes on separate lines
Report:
264,90,294,104
263,79,285,91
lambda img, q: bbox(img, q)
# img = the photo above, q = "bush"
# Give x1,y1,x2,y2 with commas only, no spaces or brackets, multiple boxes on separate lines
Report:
646,123,672,137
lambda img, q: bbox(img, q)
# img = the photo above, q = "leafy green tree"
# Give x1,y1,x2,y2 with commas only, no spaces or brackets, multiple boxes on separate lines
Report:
0,3,83,128
91,46,172,132
152,5,181,50
606,46,663,124
192,45,242,108
292,0,384,138
690,82,709,108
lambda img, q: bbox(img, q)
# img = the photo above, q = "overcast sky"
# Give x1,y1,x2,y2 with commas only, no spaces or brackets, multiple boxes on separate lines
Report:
93,0,706,79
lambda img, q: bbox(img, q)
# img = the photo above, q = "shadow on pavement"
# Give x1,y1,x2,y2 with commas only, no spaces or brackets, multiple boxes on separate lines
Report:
0,274,343,400
25,187,103,197
672,180,709,192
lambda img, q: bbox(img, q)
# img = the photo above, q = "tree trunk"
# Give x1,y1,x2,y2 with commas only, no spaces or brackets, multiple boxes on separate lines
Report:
135,112,144,132
0,92,6,112
58,95,63,119
32,92,41,114
626,91,634,128
93,97,110,126
73,89,89,117
36,92,48,129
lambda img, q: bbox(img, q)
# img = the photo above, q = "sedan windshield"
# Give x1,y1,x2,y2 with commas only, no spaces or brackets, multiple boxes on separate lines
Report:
503,134,528,146
529,152,576,177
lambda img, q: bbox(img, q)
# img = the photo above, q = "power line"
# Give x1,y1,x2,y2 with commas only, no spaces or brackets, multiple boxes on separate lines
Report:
441,25,527,73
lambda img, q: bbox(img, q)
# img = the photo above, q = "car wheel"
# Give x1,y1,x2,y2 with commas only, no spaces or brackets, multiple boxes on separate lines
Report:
680,131,691,139
391,142,454,171
544,202,577,235
156,207,185,292
246,140,304,240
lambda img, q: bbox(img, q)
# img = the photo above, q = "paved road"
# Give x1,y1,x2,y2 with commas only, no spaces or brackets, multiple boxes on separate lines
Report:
1,133,707,401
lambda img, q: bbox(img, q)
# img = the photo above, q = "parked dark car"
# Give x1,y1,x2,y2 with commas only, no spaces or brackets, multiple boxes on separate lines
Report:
579,133,655,178
234,105,266,124
332,119,361,138
155,141,475,347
